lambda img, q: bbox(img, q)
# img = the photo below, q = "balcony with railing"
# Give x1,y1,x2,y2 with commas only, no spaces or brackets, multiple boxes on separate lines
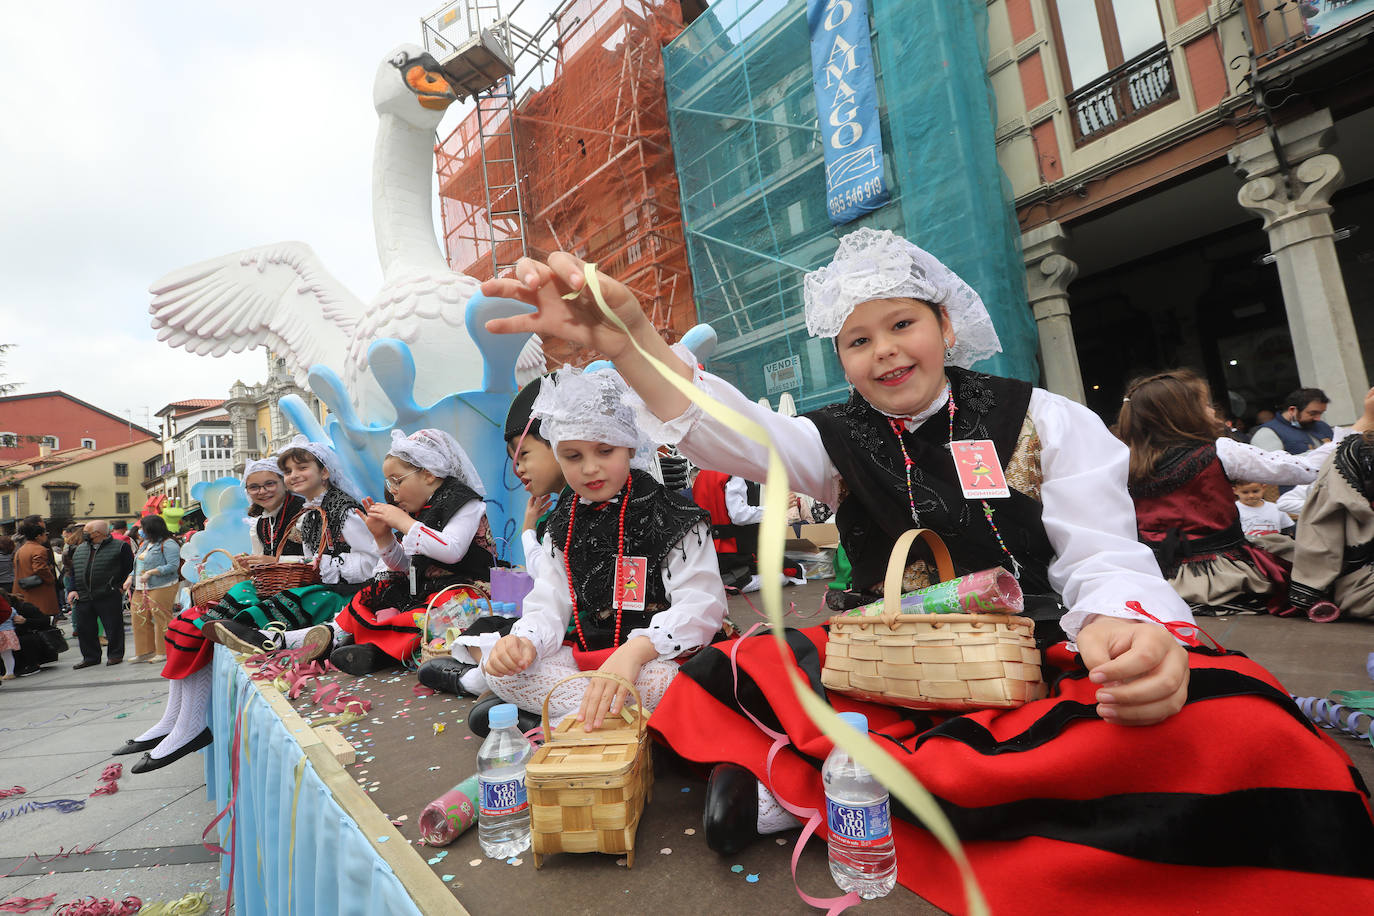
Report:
1067,43,1178,146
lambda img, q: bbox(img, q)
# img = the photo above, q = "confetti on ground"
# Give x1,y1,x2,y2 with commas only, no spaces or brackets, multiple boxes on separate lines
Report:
395,815,408,822
377,836,390,843
616,858,627,867
730,865,744,873
468,859,482,867
406,735,415,741
427,766,441,771
683,828,696,836
428,857,442,865
442,875,455,882
745,874,759,884
433,723,445,736
659,847,672,855
114,712,129,719
680,787,691,793
775,838,788,846
506,857,523,866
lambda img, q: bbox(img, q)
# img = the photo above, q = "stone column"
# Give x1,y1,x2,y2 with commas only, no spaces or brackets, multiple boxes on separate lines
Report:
1229,109,1368,423
1022,221,1085,403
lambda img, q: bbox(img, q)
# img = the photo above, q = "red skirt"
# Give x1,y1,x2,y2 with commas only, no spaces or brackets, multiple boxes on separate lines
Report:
337,582,487,663
161,606,214,680
649,626,1374,915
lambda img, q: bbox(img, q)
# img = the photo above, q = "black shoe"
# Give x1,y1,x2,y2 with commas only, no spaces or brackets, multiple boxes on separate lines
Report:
704,763,759,856
329,643,394,676
72,659,100,670
208,619,280,655
106,658,123,666
466,694,541,738
129,728,213,774
112,736,164,756
417,657,477,696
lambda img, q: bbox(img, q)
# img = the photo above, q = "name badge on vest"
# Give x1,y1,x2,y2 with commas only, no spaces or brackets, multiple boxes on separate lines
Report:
615,556,649,612
950,440,1010,499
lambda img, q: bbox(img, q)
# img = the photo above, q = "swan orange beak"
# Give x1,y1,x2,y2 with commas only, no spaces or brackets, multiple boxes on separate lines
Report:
406,64,458,110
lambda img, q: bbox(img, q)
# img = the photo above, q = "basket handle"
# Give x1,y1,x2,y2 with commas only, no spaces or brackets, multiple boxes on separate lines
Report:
197,548,242,576
540,669,645,740
880,528,955,629
423,584,483,634
279,506,330,568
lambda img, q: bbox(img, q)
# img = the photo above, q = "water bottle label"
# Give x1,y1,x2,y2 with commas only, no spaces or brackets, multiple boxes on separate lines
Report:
478,775,528,817
826,798,891,848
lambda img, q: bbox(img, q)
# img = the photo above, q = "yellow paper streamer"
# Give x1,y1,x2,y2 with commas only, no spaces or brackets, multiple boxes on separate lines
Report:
137,892,212,916
577,264,989,915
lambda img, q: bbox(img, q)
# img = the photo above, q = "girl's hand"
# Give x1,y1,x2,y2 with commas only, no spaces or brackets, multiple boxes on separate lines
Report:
579,637,657,732
481,253,650,360
14,614,25,625
366,500,415,535
485,635,536,677
522,493,552,534
1077,615,1189,726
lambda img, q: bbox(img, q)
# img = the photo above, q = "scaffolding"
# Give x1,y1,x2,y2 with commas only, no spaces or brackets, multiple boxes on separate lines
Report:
431,0,698,367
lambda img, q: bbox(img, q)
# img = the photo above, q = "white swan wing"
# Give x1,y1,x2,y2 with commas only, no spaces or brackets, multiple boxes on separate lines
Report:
149,242,365,382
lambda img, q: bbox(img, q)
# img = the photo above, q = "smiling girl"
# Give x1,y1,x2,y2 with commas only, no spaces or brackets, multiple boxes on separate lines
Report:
480,230,1374,912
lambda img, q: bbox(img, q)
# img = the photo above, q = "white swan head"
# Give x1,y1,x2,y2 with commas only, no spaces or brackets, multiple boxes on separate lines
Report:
374,43,459,128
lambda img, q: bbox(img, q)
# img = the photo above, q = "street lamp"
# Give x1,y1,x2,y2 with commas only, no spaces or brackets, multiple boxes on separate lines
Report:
85,501,95,516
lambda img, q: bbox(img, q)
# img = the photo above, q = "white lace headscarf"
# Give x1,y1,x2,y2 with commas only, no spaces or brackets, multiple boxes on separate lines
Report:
387,428,486,498
242,456,282,483
802,227,1002,368
531,367,654,471
282,434,369,504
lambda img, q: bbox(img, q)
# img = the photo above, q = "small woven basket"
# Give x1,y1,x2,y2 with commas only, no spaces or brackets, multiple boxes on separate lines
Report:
189,549,249,608
418,584,484,664
822,528,1046,712
247,507,326,599
526,671,653,869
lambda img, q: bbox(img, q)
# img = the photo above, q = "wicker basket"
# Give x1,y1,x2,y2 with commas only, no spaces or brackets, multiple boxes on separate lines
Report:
418,584,486,664
822,528,1046,712
189,549,250,608
526,671,654,869
246,507,326,599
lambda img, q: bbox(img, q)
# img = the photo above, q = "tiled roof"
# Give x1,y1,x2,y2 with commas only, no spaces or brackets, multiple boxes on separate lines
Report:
169,399,226,409
0,441,161,484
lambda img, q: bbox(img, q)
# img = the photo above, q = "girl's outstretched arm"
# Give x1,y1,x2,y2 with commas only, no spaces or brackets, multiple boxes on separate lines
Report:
482,253,692,422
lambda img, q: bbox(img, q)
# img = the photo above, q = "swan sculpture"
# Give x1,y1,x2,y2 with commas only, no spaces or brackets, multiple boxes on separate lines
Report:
148,43,539,416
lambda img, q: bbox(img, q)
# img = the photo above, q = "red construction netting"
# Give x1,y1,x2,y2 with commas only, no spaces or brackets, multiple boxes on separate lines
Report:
435,0,695,368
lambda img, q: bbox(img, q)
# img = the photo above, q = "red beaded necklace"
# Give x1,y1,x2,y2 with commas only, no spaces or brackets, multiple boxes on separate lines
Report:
563,474,633,651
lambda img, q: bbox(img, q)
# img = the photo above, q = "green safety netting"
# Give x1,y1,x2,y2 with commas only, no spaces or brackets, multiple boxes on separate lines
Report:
663,0,1036,412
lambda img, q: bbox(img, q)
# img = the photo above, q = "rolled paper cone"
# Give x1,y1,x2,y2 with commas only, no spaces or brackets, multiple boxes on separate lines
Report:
848,566,1024,616
418,774,481,845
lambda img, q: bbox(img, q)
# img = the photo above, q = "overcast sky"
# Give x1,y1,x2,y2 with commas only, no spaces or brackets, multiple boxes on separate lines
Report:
0,1,556,428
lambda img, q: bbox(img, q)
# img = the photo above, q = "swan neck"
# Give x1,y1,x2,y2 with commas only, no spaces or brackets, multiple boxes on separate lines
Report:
373,112,447,277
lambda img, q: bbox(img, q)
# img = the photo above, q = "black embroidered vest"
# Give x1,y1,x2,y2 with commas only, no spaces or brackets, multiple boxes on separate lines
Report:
254,493,305,557
408,477,494,585
804,368,1055,595
545,469,710,651
298,485,360,560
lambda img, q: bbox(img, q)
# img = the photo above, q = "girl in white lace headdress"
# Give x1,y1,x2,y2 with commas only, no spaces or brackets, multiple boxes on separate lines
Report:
477,366,728,737
470,236,1334,877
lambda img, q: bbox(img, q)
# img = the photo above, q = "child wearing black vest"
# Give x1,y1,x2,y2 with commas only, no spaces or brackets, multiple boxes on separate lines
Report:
479,368,727,736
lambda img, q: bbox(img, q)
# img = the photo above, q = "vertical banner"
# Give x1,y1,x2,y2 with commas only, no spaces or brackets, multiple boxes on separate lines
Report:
808,0,890,225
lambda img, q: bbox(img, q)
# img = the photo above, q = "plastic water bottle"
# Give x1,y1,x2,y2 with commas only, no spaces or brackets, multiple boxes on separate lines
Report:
476,703,534,859
822,712,897,898
418,774,480,846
